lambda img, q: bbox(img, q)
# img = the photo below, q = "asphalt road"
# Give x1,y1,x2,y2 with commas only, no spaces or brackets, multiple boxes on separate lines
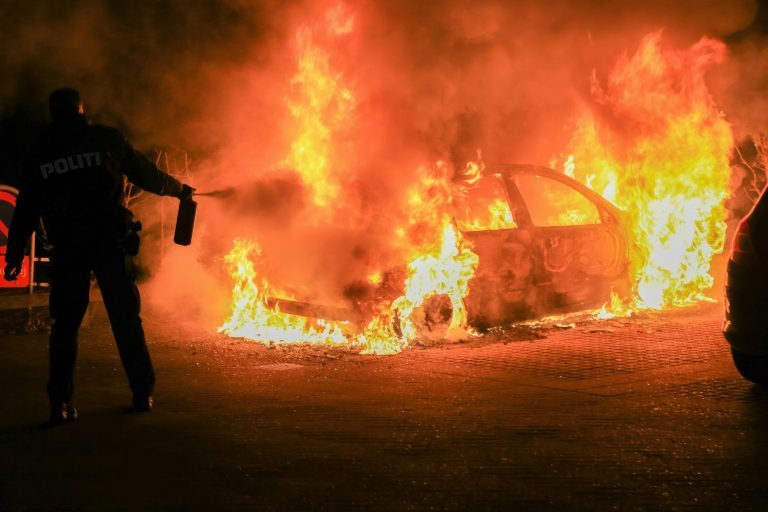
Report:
1,302,766,511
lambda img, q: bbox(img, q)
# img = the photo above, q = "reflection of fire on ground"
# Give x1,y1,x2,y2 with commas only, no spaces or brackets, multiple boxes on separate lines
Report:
215,4,738,355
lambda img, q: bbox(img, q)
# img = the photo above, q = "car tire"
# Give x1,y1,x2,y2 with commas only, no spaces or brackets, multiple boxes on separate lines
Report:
403,294,453,341
731,348,768,386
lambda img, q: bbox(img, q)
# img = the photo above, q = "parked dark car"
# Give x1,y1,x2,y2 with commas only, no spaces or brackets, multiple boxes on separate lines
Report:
724,185,768,385
272,165,631,333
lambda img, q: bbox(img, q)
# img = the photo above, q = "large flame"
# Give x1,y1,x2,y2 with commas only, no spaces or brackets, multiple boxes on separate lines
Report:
219,13,735,354
218,204,479,356
217,239,348,344
283,10,355,209
355,219,479,355
564,32,732,311
392,220,479,340
355,167,480,354
219,6,479,354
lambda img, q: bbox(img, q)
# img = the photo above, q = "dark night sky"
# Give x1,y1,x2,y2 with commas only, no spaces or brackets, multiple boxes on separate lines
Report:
0,0,269,186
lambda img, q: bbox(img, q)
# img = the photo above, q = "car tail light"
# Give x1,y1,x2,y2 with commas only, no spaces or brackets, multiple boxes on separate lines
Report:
731,219,758,265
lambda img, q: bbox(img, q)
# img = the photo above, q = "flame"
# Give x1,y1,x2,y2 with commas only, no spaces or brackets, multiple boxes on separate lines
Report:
283,13,355,209
217,239,347,344
355,217,479,355
356,166,480,354
219,8,480,355
220,18,733,353
394,220,479,339
563,154,576,179
595,291,633,320
459,198,517,231
218,7,357,347
219,180,480,355
367,271,383,285
565,32,732,312
455,154,517,231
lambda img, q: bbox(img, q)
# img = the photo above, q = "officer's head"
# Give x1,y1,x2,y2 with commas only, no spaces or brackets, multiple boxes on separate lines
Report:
49,88,84,121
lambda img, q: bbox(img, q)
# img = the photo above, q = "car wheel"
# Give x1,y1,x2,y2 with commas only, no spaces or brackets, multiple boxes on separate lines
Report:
394,294,453,342
731,348,768,386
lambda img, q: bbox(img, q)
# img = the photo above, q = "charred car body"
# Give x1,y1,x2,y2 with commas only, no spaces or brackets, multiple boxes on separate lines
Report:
271,165,631,333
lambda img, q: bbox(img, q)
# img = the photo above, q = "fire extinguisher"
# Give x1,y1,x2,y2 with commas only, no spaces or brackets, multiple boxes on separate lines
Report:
173,187,233,246
174,197,197,246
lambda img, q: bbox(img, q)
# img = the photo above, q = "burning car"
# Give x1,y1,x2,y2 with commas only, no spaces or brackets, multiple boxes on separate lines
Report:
262,164,631,339
215,24,730,354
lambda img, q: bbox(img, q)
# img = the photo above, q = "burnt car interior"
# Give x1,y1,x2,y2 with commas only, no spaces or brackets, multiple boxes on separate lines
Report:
453,166,629,328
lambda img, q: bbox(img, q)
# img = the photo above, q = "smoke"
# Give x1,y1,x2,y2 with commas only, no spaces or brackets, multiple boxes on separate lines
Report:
0,0,300,184
710,3,768,141
0,0,764,329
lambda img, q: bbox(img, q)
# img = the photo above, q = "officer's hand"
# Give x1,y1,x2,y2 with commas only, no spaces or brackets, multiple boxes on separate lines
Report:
3,261,22,281
179,184,195,201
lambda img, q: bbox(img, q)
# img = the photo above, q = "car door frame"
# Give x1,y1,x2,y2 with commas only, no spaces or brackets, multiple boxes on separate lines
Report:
498,165,629,312
453,173,541,325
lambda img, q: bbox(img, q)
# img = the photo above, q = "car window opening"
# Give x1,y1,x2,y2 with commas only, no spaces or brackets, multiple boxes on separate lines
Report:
513,174,602,227
454,176,518,232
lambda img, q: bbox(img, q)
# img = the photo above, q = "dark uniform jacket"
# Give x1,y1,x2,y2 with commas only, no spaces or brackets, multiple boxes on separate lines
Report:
6,116,183,264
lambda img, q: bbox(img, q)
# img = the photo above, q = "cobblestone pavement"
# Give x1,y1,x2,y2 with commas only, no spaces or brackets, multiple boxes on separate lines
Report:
1,302,767,511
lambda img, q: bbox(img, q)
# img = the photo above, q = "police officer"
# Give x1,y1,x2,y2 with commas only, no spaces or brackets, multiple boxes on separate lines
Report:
3,88,194,425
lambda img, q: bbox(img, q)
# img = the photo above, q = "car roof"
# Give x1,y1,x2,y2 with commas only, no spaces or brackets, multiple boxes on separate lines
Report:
479,163,622,216
486,163,574,179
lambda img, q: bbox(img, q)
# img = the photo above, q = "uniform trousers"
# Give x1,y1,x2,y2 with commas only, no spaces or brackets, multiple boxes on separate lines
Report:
48,238,154,405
